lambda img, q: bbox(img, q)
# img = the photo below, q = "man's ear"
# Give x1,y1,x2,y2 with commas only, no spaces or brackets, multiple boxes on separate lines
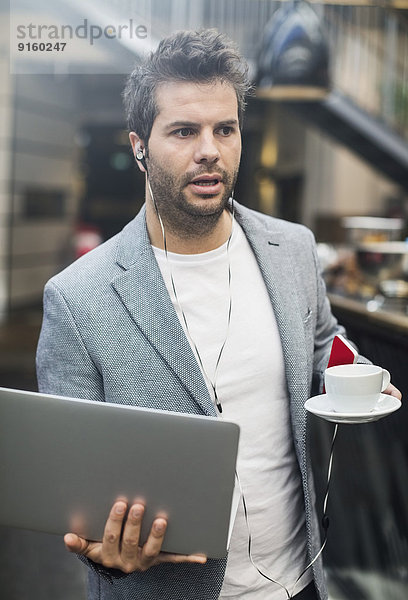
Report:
129,132,147,173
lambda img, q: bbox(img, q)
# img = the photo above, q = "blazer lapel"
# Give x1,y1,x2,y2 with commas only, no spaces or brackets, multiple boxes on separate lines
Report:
234,205,309,443
110,203,309,431
111,207,215,417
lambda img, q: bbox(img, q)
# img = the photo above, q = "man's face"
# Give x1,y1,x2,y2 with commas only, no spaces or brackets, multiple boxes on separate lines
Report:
145,80,242,238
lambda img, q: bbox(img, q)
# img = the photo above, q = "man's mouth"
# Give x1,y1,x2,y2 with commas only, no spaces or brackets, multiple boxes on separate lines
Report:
193,179,220,187
190,174,221,185
189,175,223,194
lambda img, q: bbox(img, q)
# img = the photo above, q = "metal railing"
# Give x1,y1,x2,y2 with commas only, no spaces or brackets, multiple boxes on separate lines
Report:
323,4,408,139
149,1,408,139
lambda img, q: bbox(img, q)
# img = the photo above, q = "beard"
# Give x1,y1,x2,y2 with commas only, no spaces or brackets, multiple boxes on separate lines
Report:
146,158,239,239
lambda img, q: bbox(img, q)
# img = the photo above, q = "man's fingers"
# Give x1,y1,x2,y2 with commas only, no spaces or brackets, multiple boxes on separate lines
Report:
64,533,91,554
65,503,208,575
120,504,144,562
158,552,207,565
140,518,167,565
102,501,128,563
384,383,402,400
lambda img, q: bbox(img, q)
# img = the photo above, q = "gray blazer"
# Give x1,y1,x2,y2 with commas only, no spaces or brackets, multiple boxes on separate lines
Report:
37,201,343,600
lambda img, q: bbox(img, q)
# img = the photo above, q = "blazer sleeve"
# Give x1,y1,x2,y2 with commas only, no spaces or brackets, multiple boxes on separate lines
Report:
36,280,104,401
36,279,132,583
308,229,370,393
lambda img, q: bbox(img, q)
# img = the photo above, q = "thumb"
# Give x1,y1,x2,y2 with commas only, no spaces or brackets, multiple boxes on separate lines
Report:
64,533,90,555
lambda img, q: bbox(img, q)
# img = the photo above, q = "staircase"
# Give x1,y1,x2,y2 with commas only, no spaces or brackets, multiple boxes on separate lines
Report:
289,3,408,190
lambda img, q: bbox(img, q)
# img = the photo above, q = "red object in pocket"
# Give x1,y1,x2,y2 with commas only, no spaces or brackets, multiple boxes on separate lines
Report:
323,334,358,392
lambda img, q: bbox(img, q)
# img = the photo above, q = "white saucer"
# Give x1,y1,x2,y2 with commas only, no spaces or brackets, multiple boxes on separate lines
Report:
305,393,401,424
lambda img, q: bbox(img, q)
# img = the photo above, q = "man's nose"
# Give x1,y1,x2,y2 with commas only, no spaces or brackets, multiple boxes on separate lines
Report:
193,132,220,164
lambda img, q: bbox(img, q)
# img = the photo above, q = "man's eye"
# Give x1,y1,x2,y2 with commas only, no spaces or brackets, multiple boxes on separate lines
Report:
219,126,233,136
175,128,193,137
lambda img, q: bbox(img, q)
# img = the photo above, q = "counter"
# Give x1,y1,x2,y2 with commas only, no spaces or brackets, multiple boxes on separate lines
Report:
327,292,408,391
328,292,408,336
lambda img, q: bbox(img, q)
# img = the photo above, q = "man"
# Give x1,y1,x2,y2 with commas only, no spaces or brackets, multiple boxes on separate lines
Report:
36,29,400,600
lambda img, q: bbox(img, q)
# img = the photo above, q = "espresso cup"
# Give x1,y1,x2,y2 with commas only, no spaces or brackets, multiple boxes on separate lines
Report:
324,364,391,413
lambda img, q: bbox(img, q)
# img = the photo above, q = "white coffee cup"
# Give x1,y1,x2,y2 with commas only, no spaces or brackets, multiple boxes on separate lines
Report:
324,364,391,413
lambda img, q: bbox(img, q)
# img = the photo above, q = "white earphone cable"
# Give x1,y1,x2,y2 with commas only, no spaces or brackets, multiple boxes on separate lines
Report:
148,178,235,413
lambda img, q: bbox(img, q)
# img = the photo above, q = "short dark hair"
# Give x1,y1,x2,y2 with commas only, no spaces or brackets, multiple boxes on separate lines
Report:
122,29,252,146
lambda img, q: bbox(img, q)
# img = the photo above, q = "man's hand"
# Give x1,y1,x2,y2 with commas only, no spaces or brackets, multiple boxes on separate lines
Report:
64,501,207,574
383,383,402,401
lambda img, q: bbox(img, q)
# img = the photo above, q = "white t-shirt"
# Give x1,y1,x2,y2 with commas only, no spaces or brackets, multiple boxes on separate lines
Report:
153,220,312,599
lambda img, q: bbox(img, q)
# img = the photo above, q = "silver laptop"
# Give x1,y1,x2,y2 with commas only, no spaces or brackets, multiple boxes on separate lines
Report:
0,387,240,559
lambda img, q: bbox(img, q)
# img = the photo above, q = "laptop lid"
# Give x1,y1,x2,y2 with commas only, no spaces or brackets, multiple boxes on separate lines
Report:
0,387,240,559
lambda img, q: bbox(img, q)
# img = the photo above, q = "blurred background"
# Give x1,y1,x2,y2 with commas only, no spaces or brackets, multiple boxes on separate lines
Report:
1,0,408,598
